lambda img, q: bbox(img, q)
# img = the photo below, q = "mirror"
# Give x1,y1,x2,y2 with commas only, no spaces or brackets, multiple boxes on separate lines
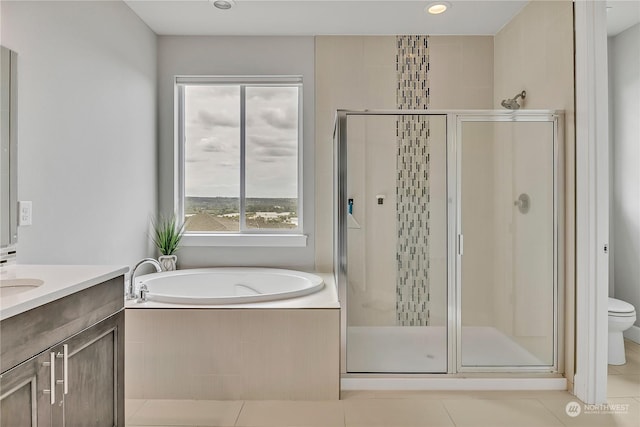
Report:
1,46,17,250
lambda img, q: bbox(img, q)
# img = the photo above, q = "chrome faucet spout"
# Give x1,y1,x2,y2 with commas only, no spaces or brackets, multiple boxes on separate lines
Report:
127,258,162,300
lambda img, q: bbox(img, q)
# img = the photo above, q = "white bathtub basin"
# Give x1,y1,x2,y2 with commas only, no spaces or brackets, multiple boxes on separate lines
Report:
136,267,324,304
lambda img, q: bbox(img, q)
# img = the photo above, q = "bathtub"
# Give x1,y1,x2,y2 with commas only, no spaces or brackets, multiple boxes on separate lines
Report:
125,270,340,400
135,267,324,304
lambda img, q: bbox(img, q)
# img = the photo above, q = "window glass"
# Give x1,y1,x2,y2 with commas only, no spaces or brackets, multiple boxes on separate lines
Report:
245,86,299,230
178,78,302,234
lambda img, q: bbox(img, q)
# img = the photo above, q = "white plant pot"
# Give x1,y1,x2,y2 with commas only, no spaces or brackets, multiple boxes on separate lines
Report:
158,255,177,271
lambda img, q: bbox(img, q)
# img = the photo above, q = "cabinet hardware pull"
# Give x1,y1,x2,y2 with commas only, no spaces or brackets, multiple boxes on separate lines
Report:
42,352,55,405
56,344,69,394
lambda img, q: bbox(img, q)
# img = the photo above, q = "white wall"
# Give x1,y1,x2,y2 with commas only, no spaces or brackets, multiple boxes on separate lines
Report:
609,23,640,331
1,1,157,266
157,36,315,269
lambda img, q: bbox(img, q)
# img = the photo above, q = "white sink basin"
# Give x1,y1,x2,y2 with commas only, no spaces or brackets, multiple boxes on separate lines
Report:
0,278,45,297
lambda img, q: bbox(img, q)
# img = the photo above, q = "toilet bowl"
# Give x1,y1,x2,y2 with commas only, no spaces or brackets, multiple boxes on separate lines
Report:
608,297,637,365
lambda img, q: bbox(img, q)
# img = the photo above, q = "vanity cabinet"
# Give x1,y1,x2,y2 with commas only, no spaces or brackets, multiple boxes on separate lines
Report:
58,311,123,427
0,275,124,427
0,351,52,426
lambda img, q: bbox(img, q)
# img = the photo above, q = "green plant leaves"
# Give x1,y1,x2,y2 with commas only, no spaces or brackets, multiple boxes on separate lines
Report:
151,215,185,256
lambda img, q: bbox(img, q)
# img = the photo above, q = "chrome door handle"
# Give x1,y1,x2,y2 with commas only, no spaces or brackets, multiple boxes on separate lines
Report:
42,352,55,405
56,344,69,394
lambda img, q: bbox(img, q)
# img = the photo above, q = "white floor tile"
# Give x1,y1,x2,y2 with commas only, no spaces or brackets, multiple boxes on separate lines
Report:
442,398,563,427
126,399,147,422
607,375,640,398
127,399,243,426
344,398,454,427
235,400,344,427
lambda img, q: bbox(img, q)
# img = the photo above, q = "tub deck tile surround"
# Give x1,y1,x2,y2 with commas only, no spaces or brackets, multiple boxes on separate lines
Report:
126,274,340,401
126,308,340,401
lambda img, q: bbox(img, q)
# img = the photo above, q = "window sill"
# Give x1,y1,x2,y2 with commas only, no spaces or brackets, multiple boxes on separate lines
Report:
181,234,308,248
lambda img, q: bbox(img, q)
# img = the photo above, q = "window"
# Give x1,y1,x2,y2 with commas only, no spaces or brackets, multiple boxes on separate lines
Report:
176,76,302,239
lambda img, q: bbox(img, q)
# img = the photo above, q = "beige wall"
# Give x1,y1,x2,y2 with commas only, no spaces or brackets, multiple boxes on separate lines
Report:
429,36,494,110
315,6,574,370
315,36,397,275
315,36,494,327
315,36,398,326
493,0,575,377
430,36,496,327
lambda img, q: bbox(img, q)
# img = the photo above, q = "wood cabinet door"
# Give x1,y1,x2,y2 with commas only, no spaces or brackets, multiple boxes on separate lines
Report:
59,311,124,427
0,351,54,427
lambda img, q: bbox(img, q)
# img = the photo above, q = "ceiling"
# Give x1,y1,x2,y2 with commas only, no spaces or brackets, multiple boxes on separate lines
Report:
607,0,640,36
123,0,530,36
124,0,639,38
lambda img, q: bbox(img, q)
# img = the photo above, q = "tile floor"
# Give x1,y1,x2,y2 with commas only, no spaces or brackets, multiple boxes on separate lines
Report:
126,340,640,427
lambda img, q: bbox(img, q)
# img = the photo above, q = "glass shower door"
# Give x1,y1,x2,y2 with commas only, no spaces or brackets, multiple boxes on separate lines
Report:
458,118,557,370
344,113,448,373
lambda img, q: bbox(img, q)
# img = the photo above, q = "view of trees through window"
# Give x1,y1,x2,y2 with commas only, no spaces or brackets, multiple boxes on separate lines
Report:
181,82,300,232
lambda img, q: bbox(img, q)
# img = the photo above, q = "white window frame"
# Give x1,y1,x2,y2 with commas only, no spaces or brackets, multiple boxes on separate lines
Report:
175,75,307,247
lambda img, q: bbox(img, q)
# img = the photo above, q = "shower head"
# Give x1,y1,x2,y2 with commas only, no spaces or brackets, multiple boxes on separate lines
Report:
501,90,526,110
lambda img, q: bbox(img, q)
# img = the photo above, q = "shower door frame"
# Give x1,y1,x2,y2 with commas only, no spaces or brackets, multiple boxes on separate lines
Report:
334,109,564,376
453,111,564,374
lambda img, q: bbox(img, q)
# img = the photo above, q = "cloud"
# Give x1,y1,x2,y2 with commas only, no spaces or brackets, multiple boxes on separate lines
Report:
197,110,239,128
248,135,296,149
256,158,279,164
260,107,298,130
259,147,297,157
247,87,295,101
198,137,224,152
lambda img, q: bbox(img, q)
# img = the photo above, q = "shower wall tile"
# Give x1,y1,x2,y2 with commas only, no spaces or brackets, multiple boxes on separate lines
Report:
493,0,575,378
428,36,494,109
316,36,397,327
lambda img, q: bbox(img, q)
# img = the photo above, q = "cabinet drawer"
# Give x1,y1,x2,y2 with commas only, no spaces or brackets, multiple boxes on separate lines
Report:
1,276,124,373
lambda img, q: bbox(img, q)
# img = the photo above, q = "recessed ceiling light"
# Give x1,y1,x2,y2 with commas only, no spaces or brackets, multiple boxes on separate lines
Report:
211,0,235,10
426,2,451,15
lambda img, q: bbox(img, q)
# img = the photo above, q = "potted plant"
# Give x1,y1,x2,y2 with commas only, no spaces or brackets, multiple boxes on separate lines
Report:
151,215,185,271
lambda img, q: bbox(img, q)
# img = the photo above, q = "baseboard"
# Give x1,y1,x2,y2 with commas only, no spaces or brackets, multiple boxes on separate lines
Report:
341,377,567,391
624,325,640,344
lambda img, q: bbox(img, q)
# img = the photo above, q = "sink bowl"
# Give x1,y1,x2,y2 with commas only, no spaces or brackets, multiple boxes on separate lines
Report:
0,278,44,297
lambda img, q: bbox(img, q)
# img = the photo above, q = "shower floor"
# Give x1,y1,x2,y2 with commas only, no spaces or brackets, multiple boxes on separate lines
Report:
347,326,545,373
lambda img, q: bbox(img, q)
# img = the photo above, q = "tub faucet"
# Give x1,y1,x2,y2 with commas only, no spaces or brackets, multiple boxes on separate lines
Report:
137,284,149,303
127,258,161,300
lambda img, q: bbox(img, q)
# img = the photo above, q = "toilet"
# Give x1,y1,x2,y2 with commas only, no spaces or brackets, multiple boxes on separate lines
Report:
608,297,637,365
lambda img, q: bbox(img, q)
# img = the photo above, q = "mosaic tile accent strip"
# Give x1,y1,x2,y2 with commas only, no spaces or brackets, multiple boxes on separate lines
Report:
396,35,431,326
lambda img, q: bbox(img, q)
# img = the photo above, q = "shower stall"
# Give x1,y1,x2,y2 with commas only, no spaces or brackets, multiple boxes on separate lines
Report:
334,110,564,378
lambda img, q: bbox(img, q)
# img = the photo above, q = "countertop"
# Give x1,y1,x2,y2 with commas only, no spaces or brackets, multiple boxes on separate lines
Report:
0,264,129,320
